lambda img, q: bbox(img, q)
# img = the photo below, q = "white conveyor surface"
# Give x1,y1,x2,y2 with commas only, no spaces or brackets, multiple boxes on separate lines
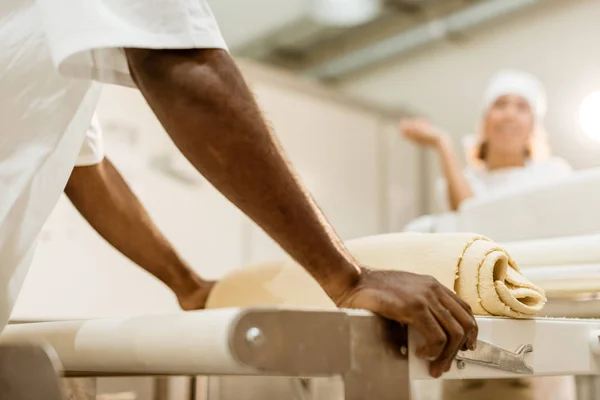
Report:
0,309,254,376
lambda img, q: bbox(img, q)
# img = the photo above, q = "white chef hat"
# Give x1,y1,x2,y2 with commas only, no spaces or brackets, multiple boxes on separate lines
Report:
482,69,547,121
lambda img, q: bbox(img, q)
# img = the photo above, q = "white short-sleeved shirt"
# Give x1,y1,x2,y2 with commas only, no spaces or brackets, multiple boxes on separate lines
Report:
0,0,227,330
76,113,106,167
435,157,573,211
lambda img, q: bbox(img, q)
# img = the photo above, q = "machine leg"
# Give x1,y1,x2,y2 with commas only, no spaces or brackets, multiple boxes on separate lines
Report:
206,376,341,400
153,377,170,400
342,314,410,400
575,375,600,400
0,344,65,400
187,377,197,400
63,378,97,400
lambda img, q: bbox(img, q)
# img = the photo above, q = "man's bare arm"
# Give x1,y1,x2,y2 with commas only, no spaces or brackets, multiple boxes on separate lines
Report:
65,158,213,310
124,48,477,377
124,48,360,301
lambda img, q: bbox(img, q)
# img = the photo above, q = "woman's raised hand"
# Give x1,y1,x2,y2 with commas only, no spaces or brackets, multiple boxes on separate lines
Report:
399,118,448,148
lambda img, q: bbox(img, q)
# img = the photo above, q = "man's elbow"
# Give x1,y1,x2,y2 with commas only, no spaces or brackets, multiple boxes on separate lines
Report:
124,48,237,103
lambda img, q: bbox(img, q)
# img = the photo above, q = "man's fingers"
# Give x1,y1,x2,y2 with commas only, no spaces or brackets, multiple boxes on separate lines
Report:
440,289,479,350
430,300,467,375
442,285,475,315
410,309,448,377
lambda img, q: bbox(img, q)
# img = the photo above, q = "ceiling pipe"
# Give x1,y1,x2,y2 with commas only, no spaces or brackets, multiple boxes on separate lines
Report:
304,0,550,79
309,0,383,27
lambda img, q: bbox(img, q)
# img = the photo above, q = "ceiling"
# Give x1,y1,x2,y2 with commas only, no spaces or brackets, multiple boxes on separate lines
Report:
208,0,551,83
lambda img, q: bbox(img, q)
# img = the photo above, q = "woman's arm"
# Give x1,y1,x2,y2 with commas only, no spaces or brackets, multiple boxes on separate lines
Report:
400,119,474,211
436,136,475,210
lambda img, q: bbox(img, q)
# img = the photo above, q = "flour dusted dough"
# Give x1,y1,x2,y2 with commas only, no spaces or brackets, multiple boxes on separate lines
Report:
206,233,546,318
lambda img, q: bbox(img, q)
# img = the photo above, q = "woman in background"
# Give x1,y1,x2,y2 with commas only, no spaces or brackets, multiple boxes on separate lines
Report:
400,70,574,400
401,69,571,213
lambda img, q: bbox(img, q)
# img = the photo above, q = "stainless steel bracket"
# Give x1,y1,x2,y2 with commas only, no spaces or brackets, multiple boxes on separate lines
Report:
456,340,534,375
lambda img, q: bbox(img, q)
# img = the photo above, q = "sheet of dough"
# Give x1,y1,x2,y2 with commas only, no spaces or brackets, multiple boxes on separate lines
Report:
207,232,546,318
503,234,600,267
522,264,600,295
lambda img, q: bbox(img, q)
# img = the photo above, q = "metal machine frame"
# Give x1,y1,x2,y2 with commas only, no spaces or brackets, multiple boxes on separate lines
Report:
2,307,600,400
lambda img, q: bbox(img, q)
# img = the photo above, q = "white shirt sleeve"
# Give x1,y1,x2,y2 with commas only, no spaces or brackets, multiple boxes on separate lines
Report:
35,0,229,87
75,113,106,167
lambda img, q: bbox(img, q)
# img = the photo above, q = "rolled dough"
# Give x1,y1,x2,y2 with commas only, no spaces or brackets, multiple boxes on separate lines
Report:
206,232,546,318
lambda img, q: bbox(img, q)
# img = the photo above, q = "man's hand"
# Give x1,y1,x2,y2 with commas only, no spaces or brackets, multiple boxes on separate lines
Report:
336,267,478,378
177,279,216,311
